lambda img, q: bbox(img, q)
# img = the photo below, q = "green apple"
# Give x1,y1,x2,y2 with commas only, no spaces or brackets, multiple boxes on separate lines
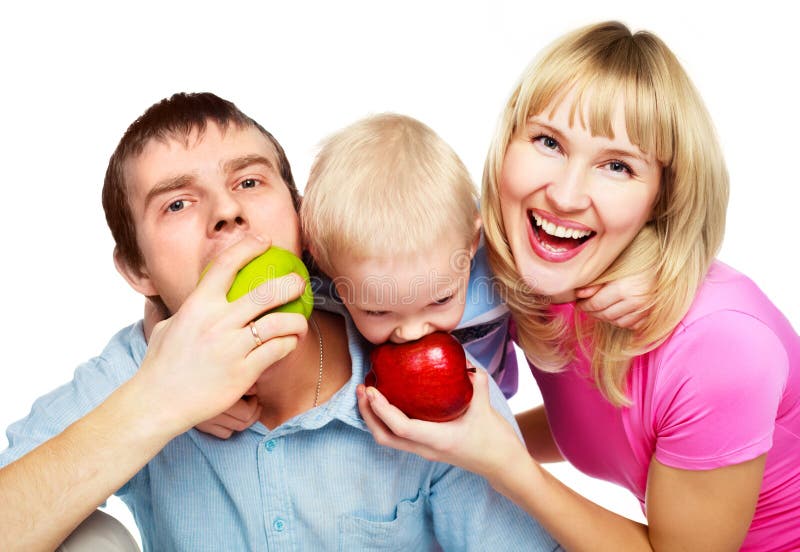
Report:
203,247,314,318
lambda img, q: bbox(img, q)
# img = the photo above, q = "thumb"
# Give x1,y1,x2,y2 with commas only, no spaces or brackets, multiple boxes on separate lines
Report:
468,368,492,406
575,284,601,299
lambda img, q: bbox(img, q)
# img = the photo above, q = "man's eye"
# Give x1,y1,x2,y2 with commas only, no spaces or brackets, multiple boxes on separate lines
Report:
240,178,259,189
167,200,185,212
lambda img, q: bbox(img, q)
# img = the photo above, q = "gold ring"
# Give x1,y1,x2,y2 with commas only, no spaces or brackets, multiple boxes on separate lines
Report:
249,321,263,347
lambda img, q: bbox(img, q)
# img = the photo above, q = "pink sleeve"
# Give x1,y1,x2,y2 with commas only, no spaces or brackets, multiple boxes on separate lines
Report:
652,310,788,470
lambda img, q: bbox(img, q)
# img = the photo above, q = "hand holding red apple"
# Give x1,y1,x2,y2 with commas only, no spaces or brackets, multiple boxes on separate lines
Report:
365,332,473,422
357,366,529,487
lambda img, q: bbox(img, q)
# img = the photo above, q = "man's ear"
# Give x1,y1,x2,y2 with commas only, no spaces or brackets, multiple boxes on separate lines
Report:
114,249,158,297
469,215,483,259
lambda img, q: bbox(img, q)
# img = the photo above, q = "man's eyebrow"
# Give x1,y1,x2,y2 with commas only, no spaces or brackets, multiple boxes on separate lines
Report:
222,154,276,174
144,174,194,210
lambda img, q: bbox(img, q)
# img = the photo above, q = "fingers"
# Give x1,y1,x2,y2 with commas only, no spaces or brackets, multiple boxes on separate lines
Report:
576,287,624,313
225,395,262,424
612,311,647,330
356,385,431,458
194,421,236,439
574,284,602,299
196,235,271,299
244,335,299,377
242,312,307,367
232,273,307,323
243,312,308,350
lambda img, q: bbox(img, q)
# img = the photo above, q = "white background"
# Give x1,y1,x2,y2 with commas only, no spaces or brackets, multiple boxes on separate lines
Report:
1,0,798,545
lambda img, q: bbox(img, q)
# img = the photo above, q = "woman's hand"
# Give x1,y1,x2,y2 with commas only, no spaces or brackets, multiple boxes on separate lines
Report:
576,271,655,330
357,368,530,485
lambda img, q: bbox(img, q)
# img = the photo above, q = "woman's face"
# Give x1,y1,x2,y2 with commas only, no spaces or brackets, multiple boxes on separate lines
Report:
499,90,661,302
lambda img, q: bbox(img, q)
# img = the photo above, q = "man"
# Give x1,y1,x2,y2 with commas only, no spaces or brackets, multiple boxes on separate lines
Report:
0,93,559,551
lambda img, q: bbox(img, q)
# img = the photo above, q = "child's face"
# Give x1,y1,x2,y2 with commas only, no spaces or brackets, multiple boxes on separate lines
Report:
333,234,474,345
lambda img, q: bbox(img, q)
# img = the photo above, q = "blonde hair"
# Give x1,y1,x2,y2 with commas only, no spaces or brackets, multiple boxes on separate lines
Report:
482,21,729,405
302,113,479,275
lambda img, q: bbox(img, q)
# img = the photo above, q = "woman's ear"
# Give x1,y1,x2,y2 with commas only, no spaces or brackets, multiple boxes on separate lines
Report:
114,249,158,297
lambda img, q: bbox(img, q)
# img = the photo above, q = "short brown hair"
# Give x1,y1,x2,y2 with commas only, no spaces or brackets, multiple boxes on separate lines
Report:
102,92,300,274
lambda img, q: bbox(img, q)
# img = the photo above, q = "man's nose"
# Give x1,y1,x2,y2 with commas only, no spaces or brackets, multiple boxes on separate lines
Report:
210,190,248,233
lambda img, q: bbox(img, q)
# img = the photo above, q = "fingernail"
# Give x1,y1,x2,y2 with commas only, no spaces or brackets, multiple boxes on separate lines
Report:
366,387,378,401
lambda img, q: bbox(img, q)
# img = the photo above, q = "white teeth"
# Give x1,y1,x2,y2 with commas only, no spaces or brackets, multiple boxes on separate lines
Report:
531,213,592,239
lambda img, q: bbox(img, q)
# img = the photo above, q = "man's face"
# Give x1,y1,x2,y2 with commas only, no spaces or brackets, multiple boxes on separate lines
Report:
120,122,301,314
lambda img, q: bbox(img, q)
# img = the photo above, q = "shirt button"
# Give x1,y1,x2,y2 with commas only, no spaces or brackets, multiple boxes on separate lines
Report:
273,518,286,532
265,439,277,452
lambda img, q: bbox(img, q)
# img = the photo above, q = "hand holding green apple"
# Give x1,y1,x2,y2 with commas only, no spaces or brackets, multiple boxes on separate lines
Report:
203,246,314,318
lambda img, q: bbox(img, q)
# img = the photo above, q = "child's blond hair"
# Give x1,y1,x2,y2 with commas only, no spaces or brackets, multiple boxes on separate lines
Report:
302,113,479,275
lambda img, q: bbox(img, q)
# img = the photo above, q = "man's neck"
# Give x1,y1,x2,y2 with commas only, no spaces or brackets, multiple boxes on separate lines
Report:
253,310,351,429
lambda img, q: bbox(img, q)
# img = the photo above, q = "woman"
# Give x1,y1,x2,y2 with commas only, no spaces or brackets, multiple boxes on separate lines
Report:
357,21,800,551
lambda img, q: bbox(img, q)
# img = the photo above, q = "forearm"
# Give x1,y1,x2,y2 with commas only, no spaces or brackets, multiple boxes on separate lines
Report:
490,453,653,552
0,377,178,551
515,406,564,463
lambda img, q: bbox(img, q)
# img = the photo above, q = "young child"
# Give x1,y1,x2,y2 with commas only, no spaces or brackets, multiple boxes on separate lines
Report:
192,112,650,438
302,113,520,396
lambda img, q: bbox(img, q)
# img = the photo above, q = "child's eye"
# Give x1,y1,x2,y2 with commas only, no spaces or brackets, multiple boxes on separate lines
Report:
364,310,389,317
433,294,453,306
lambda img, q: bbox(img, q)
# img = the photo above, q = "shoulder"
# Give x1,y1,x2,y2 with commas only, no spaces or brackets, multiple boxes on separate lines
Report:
658,261,795,387
647,278,793,468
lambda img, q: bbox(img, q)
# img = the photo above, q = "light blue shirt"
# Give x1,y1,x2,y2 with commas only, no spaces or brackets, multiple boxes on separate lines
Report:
1,302,559,551
454,238,518,398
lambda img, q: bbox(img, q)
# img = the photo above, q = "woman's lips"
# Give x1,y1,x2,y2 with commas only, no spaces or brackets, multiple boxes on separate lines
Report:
527,210,595,263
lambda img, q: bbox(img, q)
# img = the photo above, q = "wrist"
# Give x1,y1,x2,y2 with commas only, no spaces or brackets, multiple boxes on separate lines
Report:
487,445,542,501
117,370,191,442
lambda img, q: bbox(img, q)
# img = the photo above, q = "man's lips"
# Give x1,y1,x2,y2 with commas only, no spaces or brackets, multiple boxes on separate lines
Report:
527,210,595,262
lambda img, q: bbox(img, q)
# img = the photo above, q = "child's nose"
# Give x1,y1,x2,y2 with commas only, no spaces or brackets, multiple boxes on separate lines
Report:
392,321,432,343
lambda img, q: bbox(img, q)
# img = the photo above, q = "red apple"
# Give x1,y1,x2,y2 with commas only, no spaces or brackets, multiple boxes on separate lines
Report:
365,332,473,422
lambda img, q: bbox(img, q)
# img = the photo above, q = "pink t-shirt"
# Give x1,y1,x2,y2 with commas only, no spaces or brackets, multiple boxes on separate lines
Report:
531,261,800,551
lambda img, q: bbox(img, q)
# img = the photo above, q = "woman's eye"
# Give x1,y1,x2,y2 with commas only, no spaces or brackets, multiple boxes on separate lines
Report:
167,200,185,212
533,135,560,151
240,178,259,189
606,161,633,175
